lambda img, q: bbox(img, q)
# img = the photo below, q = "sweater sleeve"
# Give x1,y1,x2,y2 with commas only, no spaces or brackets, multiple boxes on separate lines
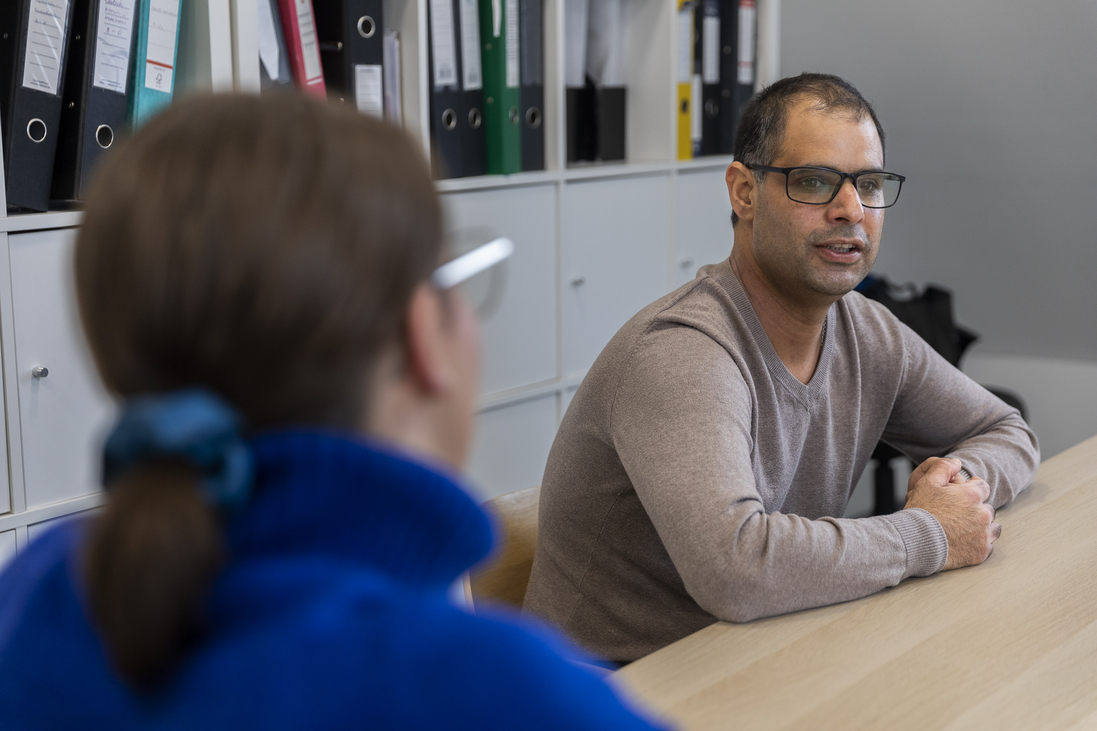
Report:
878,319,1040,509
609,324,942,623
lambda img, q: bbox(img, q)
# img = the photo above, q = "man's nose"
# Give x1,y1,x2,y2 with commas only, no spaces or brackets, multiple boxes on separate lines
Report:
828,179,865,223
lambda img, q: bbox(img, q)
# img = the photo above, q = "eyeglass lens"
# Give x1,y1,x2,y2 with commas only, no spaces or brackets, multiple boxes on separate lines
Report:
786,168,902,208
445,228,509,318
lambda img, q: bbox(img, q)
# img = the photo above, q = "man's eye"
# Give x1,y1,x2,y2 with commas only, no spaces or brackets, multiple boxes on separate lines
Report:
858,177,882,194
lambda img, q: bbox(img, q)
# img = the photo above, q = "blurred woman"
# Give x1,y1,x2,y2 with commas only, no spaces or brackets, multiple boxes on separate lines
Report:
0,93,667,730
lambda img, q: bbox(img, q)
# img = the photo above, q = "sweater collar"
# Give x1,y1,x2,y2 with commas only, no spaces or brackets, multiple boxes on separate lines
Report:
225,429,494,591
710,259,836,403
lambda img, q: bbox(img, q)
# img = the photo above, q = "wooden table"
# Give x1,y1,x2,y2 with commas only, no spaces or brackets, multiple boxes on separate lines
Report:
612,435,1097,730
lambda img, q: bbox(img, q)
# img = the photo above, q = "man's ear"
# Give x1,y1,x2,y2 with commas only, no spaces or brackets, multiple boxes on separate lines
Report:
403,283,454,395
726,161,757,223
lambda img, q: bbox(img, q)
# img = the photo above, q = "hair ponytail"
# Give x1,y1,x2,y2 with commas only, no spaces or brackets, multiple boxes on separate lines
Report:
85,463,224,687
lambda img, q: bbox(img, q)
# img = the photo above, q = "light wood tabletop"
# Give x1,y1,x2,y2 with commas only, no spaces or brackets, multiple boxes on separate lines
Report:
612,434,1097,731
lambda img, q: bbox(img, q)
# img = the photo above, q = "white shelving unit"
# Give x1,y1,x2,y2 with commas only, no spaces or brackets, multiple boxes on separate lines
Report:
0,0,779,566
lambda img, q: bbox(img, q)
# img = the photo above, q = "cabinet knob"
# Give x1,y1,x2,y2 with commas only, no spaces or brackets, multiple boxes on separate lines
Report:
569,274,586,287
32,366,49,379
679,256,694,268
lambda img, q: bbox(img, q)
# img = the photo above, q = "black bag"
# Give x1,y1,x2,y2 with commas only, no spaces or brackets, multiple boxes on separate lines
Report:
856,275,978,368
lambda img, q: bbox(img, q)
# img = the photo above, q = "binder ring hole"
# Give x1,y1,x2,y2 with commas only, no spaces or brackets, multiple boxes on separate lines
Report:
704,99,719,118
26,119,47,143
525,106,542,129
509,107,520,125
95,124,114,149
442,108,458,131
357,15,376,38
468,108,482,129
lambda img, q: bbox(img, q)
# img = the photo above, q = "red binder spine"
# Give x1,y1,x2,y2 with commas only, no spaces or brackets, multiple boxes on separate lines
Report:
277,0,327,97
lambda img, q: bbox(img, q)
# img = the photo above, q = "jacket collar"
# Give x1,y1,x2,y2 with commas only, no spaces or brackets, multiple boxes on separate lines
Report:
225,429,494,591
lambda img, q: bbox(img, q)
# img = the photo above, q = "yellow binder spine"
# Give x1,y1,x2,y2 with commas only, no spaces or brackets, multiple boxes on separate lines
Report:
676,0,694,160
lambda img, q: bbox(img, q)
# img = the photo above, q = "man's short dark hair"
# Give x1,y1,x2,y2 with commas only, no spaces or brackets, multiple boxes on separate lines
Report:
731,73,886,225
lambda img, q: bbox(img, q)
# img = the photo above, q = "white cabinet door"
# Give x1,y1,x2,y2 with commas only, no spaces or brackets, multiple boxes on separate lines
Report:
560,174,670,376
0,530,15,574
466,394,557,501
442,184,558,395
9,229,116,509
673,168,735,288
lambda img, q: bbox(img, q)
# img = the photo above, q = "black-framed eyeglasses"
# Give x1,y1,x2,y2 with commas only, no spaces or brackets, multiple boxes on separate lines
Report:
748,164,906,209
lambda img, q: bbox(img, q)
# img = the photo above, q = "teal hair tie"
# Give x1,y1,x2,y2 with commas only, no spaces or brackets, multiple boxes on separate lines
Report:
102,388,254,510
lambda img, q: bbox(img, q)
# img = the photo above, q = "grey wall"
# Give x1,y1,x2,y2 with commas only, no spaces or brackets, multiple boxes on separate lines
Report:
781,1,1097,360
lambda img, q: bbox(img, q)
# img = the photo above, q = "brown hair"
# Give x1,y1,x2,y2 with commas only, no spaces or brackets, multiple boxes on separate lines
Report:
731,73,886,225
76,93,443,686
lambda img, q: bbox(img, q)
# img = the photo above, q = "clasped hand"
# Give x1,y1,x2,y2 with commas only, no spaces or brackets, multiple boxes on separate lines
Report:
904,457,1000,571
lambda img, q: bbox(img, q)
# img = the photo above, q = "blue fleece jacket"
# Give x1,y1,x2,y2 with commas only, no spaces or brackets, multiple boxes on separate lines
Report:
0,430,669,730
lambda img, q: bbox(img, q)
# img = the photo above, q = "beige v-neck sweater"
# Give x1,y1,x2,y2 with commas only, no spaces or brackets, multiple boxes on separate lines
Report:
524,259,1039,662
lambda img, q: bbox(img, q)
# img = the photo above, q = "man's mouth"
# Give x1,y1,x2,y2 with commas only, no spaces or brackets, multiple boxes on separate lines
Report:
814,239,866,263
821,243,859,253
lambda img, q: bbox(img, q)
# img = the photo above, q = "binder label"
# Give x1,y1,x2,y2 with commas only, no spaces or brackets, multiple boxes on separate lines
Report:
144,0,180,93
355,64,383,117
505,0,519,88
459,0,482,91
22,0,72,96
737,0,755,85
702,16,719,85
94,0,137,94
293,0,323,86
429,0,458,88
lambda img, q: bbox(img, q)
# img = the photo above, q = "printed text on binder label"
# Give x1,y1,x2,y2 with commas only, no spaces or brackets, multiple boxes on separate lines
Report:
355,64,383,117
459,0,482,91
294,0,324,87
737,0,755,85
429,0,458,88
144,0,180,93
95,0,137,94
702,16,719,84
505,0,519,88
23,0,72,96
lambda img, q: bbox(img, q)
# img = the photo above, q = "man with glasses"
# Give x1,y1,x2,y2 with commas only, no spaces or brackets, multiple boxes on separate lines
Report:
524,73,1039,663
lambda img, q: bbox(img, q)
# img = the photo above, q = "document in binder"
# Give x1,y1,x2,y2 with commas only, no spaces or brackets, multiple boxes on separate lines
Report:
128,0,181,128
382,30,401,124
427,0,464,178
695,0,720,156
258,0,294,91
586,0,625,162
278,0,326,98
564,0,595,164
52,0,138,202
0,0,76,211
735,0,756,123
456,0,486,176
717,0,737,154
314,0,384,116
479,0,521,174
518,0,543,171
675,0,693,161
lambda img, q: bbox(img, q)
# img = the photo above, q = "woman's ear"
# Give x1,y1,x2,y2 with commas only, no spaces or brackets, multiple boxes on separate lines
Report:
726,162,758,224
402,283,455,395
